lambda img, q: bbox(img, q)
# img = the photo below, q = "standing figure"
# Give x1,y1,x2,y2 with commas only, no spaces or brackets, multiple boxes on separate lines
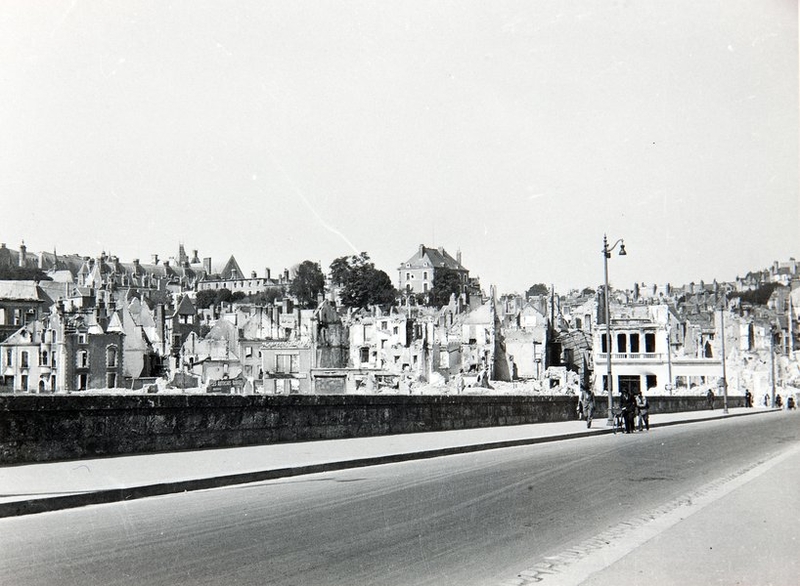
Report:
706,388,715,410
455,369,465,394
621,390,636,433
635,391,649,431
580,387,595,428
745,390,752,408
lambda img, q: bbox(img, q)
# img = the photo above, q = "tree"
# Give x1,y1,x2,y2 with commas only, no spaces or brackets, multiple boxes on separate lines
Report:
330,253,397,309
215,288,233,304
730,283,780,306
289,260,326,308
526,283,549,297
195,289,218,309
430,267,462,307
581,287,596,296
195,288,233,309
0,266,51,281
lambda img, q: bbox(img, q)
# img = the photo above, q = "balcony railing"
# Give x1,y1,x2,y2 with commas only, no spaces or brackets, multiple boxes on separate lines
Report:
597,352,664,360
596,352,721,364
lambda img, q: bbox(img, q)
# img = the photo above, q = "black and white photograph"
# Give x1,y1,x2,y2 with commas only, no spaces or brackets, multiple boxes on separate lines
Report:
0,1,798,584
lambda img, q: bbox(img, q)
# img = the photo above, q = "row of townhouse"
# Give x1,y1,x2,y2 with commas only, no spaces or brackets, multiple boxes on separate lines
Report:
0,241,290,301
589,291,798,398
0,282,203,393
174,287,553,395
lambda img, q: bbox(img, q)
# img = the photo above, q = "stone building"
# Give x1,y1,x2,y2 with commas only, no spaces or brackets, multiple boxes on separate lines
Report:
398,244,469,296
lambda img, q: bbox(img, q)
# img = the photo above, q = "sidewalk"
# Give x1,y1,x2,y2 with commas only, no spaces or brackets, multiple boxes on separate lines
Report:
575,439,800,586
0,407,772,518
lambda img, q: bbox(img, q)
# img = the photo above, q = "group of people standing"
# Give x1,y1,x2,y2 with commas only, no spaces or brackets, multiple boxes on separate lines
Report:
577,387,649,433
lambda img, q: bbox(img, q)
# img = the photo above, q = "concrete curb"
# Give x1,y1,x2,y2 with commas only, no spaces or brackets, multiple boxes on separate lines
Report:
0,409,777,518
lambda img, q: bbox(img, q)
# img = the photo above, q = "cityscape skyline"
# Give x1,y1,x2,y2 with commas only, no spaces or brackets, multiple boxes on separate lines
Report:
1,1,797,294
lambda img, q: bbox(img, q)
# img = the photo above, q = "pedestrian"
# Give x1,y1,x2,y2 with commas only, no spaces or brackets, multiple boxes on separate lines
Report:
745,389,752,408
706,388,715,410
788,396,795,410
621,390,636,433
455,369,465,395
635,390,650,431
580,387,595,428
775,394,783,409
764,393,770,408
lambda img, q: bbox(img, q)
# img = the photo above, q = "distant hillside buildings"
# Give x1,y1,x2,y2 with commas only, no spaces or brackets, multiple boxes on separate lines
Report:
0,239,798,401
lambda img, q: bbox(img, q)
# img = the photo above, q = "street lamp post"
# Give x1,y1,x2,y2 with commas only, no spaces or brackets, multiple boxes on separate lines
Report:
602,234,626,425
719,300,728,414
770,325,777,408
665,324,673,395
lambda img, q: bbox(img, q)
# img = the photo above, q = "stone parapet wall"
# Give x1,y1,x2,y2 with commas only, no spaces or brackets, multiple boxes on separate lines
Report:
0,394,744,465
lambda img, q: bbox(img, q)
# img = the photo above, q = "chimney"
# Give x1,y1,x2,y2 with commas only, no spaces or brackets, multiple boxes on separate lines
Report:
19,240,27,267
265,267,271,280
419,244,425,256
457,249,462,266
191,249,200,263
204,257,212,274
251,271,257,279
151,254,159,264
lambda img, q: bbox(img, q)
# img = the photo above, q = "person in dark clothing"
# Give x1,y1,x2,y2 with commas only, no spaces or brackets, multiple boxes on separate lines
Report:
745,390,752,408
706,388,715,410
620,390,636,433
580,387,595,428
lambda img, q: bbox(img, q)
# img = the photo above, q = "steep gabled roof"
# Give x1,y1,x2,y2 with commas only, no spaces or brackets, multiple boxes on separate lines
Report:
175,294,196,316
400,245,466,272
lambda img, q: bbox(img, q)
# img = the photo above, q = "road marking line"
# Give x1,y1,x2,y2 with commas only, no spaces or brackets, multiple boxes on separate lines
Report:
502,442,800,586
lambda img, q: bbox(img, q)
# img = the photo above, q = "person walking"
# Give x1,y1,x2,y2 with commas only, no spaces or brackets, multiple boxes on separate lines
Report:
706,388,715,410
580,387,595,428
635,390,649,431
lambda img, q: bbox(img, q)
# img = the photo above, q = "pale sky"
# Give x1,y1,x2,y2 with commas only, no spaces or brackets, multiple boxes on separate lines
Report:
1,1,797,294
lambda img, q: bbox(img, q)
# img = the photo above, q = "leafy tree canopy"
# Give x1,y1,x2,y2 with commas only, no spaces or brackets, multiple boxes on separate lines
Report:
429,267,462,308
526,283,549,297
195,288,234,309
289,260,326,308
330,252,397,309
0,266,51,281
729,283,780,306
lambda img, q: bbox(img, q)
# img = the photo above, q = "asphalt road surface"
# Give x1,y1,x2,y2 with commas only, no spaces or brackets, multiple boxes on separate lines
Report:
1,412,797,586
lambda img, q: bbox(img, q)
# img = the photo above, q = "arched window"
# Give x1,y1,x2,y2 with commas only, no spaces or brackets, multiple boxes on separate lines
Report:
107,346,118,368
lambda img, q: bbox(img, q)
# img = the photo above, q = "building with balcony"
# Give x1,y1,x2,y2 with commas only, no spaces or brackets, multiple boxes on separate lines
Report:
593,304,724,395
